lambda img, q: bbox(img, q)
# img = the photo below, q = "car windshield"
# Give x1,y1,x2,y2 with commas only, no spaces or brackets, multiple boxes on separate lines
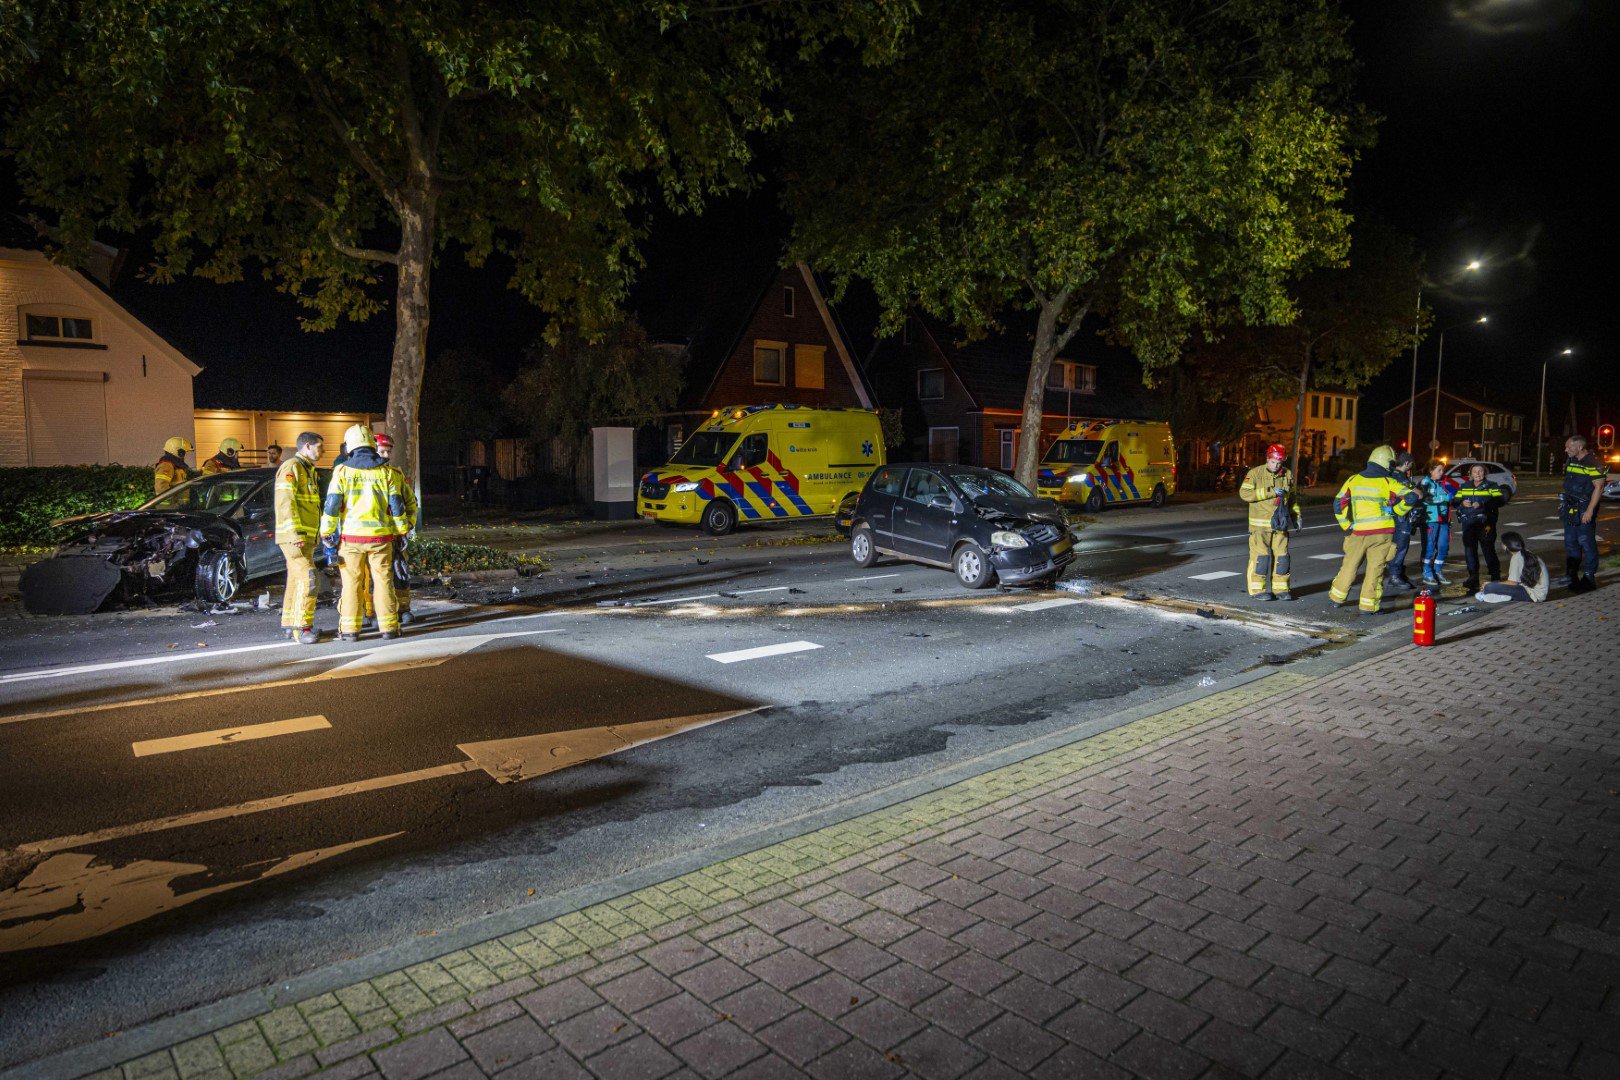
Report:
140,474,265,515
668,431,739,468
945,468,1034,499
1043,439,1104,465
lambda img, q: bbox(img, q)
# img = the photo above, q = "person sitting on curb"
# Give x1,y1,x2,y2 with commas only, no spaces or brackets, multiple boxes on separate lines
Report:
1476,532,1548,604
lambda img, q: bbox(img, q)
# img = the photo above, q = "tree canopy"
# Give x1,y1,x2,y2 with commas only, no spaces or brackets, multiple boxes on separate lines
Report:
782,0,1364,486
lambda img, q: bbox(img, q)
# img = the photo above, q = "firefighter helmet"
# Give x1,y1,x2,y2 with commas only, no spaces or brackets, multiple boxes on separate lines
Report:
343,424,376,451
374,433,393,450
1367,445,1396,469
164,437,193,456
219,437,242,455
1266,443,1286,461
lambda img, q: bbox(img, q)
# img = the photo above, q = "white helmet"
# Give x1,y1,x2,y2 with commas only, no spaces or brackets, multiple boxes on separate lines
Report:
343,424,376,451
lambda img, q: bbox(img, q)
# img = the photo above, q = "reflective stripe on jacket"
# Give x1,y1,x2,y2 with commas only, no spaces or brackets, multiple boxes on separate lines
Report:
1240,464,1296,529
1334,465,1416,534
1562,454,1605,506
1453,481,1504,524
275,456,323,544
199,453,238,476
153,453,192,495
386,464,420,534
319,448,411,544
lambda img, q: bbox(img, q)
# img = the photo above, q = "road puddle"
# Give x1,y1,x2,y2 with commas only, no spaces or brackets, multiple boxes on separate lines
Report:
0,833,398,952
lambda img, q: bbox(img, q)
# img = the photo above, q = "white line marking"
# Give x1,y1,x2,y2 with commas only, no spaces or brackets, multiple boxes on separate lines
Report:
636,594,720,606
1309,553,1342,561
1546,516,1561,521
708,640,823,664
1,641,295,684
133,715,331,758
846,573,902,582
1014,598,1085,612
1072,522,1337,558
1503,521,1527,527
1189,570,1241,581
1528,532,1564,542
730,586,791,595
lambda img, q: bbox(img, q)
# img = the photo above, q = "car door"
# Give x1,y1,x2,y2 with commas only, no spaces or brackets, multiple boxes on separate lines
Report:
861,467,905,544
892,468,958,561
234,481,281,578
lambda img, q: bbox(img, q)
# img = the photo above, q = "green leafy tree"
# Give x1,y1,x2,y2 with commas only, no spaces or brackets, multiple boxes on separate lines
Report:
505,317,683,492
0,0,909,485
783,0,1362,487
419,348,506,461
1181,221,1428,478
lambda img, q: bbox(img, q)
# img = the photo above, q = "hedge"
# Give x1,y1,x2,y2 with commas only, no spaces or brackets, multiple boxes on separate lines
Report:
407,537,545,575
0,465,154,547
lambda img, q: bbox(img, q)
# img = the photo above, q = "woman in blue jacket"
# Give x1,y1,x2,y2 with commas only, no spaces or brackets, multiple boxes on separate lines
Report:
1419,461,1457,586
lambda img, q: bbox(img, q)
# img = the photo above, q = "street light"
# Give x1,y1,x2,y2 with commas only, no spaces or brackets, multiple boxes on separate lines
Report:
1536,348,1575,475
1426,315,1490,458
1406,260,1484,449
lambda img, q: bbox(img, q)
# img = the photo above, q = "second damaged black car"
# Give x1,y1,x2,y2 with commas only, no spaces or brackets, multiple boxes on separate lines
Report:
18,468,316,615
849,464,1074,588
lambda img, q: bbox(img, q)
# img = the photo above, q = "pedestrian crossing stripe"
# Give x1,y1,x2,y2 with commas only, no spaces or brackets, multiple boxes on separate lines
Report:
1189,570,1241,580
1309,553,1341,560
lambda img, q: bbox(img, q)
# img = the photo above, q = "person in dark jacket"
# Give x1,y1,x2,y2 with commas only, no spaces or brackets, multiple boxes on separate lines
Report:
1454,463,1505,592
1559,434,1606,593
1384,452,1422,591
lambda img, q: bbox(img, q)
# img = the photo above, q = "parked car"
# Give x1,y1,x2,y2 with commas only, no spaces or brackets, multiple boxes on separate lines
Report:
848,464,1075,589
1603,474,1620,501
18,468,317,615
1444,458,1516,501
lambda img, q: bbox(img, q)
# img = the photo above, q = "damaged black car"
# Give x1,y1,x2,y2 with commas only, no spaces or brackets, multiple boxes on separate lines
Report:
19,468,319,615
849,464,1075,588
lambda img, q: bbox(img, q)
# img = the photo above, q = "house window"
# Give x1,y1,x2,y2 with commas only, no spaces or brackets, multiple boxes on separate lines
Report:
918,369,945,400
999,429,1018,471
795,345,825,390
753,340,786,385
23,312,95,341
1345,399,1354,421
1046,362,1069,390
1334,398,1343,420
928,427,960,463
1452,441,1471,459
1511,415,1521,431
1074,364,1097,394
783,287,796,317
1454,412,1470,430
1310,395,1320,419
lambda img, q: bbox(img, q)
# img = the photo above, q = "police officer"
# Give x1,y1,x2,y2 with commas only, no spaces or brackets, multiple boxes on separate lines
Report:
1560,434,1605,593
1239,443,1297,601
373,432,419,624
1330,445,1420,615
1384,451,1422,592
1454,462,1505,593
154,437,195,494
200,437,243,475
274,432,325,644
319,425,413,641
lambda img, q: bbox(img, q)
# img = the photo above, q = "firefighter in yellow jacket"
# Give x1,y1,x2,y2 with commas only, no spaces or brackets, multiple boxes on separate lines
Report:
1240,443,1297,601
368,433,418,624
200,437,243,475
154,437,194,495
1330,445,1421,615
319,425,413,640
274,431,326,644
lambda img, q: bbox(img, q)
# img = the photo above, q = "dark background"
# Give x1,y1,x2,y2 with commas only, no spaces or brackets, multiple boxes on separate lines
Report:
5,0,1615,437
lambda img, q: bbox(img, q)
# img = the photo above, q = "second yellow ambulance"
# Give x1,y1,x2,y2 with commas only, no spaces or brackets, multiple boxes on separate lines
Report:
1036,418,1176,511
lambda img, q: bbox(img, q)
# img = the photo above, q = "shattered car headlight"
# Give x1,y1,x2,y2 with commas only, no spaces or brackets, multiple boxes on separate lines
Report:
991,530,1029,549
671,482,701,493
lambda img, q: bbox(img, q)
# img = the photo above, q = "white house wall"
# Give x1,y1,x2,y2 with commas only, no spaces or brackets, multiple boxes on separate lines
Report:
1,250,197,468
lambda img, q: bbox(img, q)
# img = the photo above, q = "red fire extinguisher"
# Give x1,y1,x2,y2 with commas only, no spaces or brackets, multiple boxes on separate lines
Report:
1413,590,1436,647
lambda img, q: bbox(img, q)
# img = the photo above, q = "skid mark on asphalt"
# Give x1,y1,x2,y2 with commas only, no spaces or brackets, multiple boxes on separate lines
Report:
132,715,330,758
708,641,823,664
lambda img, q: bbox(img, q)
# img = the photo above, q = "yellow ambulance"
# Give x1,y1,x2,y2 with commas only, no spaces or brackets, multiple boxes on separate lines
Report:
637,405,885,535
1035,418,1177,511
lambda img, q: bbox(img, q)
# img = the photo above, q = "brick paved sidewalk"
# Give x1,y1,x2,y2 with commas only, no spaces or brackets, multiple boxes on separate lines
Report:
79,589,1620,1080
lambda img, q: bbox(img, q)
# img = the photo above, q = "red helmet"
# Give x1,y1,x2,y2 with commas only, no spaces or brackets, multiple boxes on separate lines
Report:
1266,443,1286,460
374,433,393,449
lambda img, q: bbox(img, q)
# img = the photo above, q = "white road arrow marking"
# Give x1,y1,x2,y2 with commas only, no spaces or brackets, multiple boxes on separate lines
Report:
708,641,823,664
459,707,761,784
1014,598,1084,612
132,714,330,757
295,630,564,681
1189,570,1241,581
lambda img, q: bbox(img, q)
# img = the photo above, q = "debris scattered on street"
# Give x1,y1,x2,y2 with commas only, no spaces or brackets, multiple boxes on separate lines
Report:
511,586,520,595
892,587,905,594
789,587,807,594
1260,654,1289,665
190,621,217,629
1198,675,1216,687
595,600,625,607
1055,580,1090,595
1195,607,1225,620
1125,590,1149,601
256,592,271,609
1446,605,1477,616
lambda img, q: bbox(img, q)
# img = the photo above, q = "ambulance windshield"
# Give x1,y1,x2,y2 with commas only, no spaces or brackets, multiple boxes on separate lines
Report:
1043,439,1104,465
669,431,739,467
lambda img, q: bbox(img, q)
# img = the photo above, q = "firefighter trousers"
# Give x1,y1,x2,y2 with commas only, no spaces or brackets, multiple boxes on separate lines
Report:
360,542,411,617
1246,528,1290,595
1330,533,1395,612
278,542,317,630
339,541,398,634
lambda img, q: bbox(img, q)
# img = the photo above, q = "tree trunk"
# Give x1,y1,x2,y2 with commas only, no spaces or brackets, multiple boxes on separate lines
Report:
385,185,436,501
1288,352,1311,483
1014,300,1065,489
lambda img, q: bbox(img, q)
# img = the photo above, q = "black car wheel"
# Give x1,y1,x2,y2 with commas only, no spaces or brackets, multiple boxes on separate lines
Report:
954,543,996,589
1084,487,1106,513
701,499,738,537
850,523,878,568
195,549,244,603
1151,483,1168,508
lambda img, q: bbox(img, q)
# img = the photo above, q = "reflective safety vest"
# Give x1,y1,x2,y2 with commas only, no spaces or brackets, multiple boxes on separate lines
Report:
1453,480,1504,525
1562,453,1605,508
153,453,192,495
275,456,323,544
199,452,239,476
1334,467,1416,535
319,449,411,544
386,464,420,534
1240,464,1296,529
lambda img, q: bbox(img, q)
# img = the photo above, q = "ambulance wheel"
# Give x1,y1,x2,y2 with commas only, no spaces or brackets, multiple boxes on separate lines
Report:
954,543,996,590
195,550,243,603
701,500,738,536
850,524,878,568
1084,488,1106,513
1151,484,1168,508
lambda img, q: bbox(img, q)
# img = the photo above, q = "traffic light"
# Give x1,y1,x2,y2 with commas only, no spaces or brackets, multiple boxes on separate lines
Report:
1601,424,1615,451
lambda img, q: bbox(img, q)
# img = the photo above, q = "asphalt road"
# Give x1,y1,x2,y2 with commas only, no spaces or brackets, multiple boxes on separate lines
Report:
0,492,1610,1069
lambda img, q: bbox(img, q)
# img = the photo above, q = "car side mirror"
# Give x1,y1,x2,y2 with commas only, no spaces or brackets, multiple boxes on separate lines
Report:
928,494,955,510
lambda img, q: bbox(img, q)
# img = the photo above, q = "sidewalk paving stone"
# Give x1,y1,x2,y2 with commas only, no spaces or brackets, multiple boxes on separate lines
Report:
81,588,1620,1079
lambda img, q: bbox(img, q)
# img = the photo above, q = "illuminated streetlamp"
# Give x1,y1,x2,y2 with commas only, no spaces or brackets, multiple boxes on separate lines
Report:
1406,260,1484,450
1536,348,1575,475
1427,315,1490,457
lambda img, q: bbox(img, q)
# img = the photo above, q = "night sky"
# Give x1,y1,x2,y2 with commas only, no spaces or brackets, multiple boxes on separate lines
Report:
6,0,1615,437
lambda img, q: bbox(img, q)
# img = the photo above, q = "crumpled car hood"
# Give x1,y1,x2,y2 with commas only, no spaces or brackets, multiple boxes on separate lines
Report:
56,511,236,544
970,492,1067,526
